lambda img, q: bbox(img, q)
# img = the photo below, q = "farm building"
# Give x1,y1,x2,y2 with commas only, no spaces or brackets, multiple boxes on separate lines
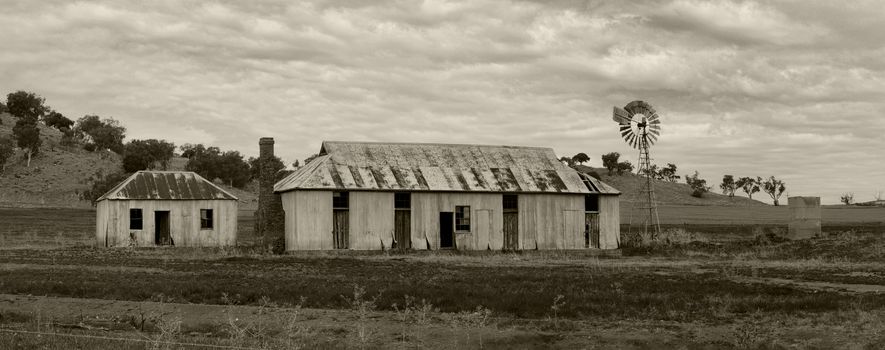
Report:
273,141,620,251
95,171,238,247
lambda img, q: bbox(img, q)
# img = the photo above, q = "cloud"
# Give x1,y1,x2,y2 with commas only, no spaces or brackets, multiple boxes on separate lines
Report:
0,0,882,204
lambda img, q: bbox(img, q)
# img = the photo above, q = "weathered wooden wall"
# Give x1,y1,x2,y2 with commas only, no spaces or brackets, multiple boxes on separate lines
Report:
411,192,502,250
281,190,620,251
518,194,583,249
349,191,395,249
598,195,620,249
96,199,237,247
282,190,333,250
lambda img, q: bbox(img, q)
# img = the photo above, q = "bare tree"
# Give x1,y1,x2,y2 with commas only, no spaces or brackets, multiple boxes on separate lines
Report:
875,189,883,202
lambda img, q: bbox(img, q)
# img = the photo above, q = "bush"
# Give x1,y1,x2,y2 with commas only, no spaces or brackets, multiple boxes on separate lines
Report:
685,171,711,198
81,171,131,205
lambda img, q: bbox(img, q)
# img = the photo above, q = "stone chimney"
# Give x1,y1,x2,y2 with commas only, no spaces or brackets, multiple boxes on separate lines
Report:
257,137,285,248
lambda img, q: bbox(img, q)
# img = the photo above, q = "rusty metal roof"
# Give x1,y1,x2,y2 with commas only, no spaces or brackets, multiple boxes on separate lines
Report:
274,141,620,195
97,171,238,201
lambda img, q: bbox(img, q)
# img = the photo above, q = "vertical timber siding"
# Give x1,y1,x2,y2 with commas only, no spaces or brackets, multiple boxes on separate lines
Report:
281,190,620,251
282,190,333,250
349,192,395,250
411,193,502,250
518,194,584,249
598,195,620,249
97,199,237,247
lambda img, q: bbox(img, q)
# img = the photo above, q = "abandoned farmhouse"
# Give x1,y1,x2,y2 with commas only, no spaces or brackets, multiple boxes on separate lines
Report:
95,140,621,250
273,141,621,251
95,171,239,247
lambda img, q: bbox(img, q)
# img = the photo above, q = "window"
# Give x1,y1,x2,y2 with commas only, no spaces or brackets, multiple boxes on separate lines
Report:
333,192,349,209
129,209,142,230
200,209,214,229
394,192,410,209
503,195,518,211
455,206,470,232
585,194,599,212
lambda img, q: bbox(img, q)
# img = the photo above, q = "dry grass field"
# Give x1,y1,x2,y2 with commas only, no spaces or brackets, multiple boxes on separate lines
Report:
1,206,884,349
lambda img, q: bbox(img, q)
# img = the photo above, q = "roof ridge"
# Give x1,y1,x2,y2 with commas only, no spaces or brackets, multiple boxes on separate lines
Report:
322,140,553,150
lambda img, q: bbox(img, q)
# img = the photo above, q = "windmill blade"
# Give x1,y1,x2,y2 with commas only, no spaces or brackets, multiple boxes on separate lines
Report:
612,106,632,124
647,113,659,122
620,127,632,137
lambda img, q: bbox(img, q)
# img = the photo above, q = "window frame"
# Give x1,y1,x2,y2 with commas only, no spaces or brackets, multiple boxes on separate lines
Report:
200,209,214,230
333,191,350,210
394,192,411,210
454,205,471,233
585,194,600,213
129,208,143,230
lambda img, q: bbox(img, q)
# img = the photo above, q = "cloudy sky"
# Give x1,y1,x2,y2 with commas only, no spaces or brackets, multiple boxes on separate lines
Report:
1,0,883,204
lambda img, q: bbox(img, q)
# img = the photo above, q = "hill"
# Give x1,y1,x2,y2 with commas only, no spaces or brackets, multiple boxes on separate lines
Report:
0,113,257,209
574,165,769,207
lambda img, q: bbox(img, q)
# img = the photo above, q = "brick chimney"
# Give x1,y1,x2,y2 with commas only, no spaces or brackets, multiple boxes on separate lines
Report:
257,137,284,248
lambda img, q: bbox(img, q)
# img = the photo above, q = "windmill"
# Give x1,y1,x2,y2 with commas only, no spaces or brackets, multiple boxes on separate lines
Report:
612,100,662,239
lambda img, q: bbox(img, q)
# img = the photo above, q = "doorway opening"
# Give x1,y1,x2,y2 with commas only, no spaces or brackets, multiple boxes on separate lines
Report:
439,212,454,249
154,211,172,246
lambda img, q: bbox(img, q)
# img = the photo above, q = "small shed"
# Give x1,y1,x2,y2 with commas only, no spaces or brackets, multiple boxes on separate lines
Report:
274,141,621,251
95,171,238,247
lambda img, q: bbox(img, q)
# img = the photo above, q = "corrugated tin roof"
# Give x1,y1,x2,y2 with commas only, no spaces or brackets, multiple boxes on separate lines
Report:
274,141,620,195
97,171,238,201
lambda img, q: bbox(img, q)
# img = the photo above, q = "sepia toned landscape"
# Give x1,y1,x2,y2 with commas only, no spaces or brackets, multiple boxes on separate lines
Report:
3,1,885,349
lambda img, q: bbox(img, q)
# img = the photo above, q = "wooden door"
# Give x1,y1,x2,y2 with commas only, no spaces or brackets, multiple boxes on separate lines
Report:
503,212,518,250
154,211,172,246
439,212,454,249
333,209,349,249
394,210,411,250
585,213,599,248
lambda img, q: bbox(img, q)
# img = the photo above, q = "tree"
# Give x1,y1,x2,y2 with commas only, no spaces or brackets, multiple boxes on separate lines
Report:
685,171,711,198
292,160,300,168
643,164,661,179
81,171,131,205
659,163,680,182
720,175,737,197
616,160,633,175
122,139,176,173
571,153,589,165
183,144,251,188
0,136,14,172
601,152,620,175
6,91,48,121
874,189,883,202
248,154,285,181
43,110,74,131
735,176,760,199
74,115,126,153
12,117,41,167
0,101,7,115
840,192,854,205
761,176,786,206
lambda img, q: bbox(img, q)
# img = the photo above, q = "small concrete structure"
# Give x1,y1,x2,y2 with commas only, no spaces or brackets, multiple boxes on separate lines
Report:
788,196,821,239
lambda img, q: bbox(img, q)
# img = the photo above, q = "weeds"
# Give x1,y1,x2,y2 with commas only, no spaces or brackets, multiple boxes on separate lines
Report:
547,294,565,330
451,305,492,348
342,284,378,349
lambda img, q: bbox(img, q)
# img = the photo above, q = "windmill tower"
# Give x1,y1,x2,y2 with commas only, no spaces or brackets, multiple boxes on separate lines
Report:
612,100,662,239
